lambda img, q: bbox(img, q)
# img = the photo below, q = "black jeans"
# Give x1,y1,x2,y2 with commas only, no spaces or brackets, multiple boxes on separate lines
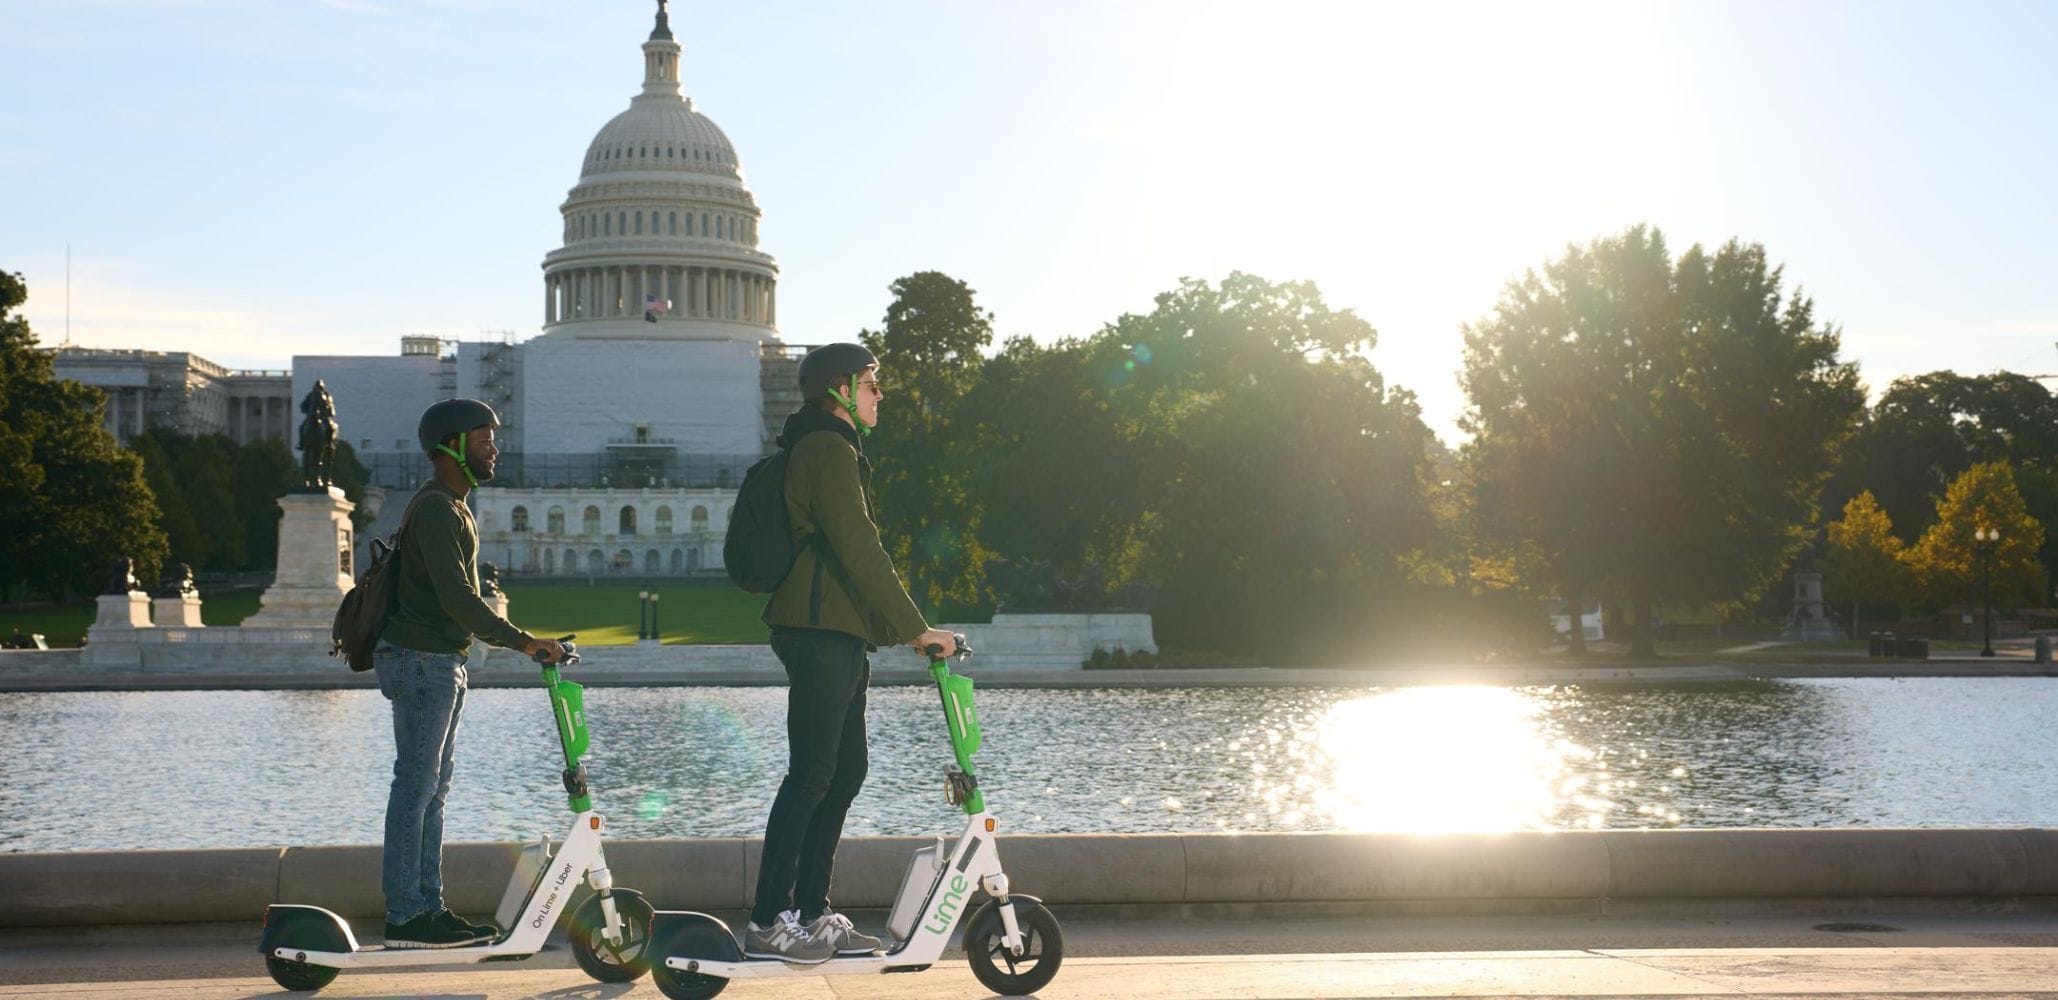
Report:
750,628,871,927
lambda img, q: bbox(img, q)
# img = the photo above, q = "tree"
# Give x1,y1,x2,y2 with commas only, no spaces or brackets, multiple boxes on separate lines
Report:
1821,491,1911,636
1461,226,1863,657
1905,461,2047,611
131,431,203,569
233,437,298,568
0,270,166,599
1826,371,2058,591
858,272,995,615
961,273,1439,660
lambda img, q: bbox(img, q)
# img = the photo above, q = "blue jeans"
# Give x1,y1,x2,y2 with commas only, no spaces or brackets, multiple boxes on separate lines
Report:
374,640,468,925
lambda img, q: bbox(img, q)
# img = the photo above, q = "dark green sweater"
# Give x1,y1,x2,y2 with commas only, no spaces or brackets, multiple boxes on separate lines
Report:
380,480,532,656
762,406,929,648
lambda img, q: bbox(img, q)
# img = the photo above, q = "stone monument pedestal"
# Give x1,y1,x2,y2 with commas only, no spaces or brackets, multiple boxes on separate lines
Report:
1781,570,1844,641
83,591,152,666
153,594,205,628
245,487,356,629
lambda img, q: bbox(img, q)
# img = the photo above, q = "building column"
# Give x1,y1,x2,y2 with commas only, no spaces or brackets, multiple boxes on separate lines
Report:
767,278,776,326
660,266,671,316
544,274,556,324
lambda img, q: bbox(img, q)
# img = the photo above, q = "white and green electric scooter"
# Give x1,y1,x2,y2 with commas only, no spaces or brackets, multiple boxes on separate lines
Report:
259,638,654,991
646,635,1064,999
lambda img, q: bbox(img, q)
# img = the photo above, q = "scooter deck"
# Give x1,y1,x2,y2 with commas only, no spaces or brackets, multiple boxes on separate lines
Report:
273,943,540,969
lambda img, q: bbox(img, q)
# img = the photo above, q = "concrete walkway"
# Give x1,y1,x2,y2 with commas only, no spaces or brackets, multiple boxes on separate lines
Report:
7,947,2057,998
7,910,2058,999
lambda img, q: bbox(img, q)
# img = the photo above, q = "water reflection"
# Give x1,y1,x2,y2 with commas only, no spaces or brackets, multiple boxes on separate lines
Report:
3,678,2056,852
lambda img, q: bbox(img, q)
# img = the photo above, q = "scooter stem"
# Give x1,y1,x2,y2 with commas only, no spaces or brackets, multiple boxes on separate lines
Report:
930,658,985,815
542,663,594,812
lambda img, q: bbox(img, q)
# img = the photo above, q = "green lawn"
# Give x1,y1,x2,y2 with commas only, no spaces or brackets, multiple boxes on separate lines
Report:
0,591,263,647
0,585,762,647
498,583,767,645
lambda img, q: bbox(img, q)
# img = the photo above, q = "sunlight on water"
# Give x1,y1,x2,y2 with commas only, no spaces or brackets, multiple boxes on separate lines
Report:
1310,686,1597,834
7,679,2058,851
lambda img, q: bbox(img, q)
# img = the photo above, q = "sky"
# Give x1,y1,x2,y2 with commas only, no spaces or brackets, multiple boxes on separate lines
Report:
4,0,2055,440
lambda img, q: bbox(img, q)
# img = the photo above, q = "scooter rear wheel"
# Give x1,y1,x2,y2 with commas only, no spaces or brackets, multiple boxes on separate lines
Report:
570,889,654,982
964,898,1063,997
265,955,339,992
648,918,732,1000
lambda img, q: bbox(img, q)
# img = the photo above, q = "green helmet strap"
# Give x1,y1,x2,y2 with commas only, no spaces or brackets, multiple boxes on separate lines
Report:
829,386,872,436
434,441,479,487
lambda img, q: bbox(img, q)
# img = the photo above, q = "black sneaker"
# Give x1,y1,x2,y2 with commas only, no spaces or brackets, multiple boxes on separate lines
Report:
383,911,485,949
434,908,500,942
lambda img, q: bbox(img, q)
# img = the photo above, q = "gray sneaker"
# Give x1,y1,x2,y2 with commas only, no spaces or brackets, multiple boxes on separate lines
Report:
743,909,834,963
805,910,883,954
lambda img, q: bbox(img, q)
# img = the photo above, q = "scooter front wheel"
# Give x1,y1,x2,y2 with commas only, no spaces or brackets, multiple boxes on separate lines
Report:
964,898,1063,997
570,889,654,982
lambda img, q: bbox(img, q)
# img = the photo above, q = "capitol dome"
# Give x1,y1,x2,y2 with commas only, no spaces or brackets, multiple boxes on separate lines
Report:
580,95,741,180
538,0,778,343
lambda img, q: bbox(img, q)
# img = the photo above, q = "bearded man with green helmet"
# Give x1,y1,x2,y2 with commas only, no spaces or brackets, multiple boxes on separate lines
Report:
372,398,570,950
742,343,959,963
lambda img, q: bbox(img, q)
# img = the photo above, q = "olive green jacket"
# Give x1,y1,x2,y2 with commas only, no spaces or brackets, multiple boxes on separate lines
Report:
762,407,929,648
380,479,533,656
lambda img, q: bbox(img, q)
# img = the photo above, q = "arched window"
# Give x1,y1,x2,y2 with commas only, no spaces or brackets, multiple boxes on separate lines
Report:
619,505,637,535
691,506,709,533
613,549,632,573
604,214,612,236
656,506,674,534
687,547,702,571
588,548,604,571
635,212,643,235
668,211,677,234
669,548,684,573
618,211,627,234
700,212,709,236
544,549,556,574
562,549,578,572
583,506,601,534
644,549,660,573
547,506,565,533
510,506,530,532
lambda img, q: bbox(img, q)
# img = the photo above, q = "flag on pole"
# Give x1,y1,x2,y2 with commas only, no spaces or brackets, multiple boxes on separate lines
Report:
644,293,671,323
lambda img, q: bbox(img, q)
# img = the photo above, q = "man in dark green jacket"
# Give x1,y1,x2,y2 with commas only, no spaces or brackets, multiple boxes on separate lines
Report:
745,343,957,962
376,398,568,950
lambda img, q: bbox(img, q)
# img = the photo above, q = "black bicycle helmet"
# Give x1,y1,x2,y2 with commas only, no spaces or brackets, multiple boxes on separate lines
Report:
417,398,500,455
797,343,878,399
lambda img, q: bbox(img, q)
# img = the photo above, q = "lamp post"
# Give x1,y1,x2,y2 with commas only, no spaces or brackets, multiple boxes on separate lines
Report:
637,589,650,641
1973,526,1999,658
649,591,660,643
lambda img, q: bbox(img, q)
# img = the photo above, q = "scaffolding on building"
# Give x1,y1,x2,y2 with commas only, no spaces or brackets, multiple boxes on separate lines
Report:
479,330,518,434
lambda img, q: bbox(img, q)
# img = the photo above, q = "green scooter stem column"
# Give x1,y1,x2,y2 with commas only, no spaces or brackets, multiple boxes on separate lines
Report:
931,659,985,815
543,664,593,812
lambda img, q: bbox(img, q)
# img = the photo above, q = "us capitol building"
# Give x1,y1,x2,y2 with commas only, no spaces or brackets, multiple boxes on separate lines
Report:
56,3,812,579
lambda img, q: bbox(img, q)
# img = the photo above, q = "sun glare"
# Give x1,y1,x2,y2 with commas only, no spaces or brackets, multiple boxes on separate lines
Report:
1309,686,1601,834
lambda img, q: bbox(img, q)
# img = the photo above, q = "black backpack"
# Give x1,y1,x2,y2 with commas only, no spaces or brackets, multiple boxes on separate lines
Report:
330,494,427,670
724,443,810,593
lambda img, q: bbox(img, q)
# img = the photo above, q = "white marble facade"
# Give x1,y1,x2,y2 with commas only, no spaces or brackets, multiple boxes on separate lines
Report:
471,485,733,578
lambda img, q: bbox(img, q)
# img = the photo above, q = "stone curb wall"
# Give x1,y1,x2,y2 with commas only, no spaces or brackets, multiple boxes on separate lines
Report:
5,829,2054,927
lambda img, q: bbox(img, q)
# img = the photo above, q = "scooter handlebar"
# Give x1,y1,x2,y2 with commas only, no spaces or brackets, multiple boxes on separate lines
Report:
532,634,580,666
924,633,972,661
